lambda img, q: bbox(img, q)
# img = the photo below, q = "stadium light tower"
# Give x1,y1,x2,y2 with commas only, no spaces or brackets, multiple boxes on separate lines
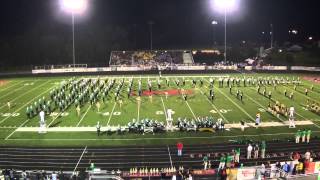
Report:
211,20,218,48
211,0,238,64
60,0,88,69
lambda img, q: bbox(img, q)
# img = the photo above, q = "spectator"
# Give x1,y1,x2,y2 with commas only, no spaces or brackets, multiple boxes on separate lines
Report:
177,142,183,156
296,161,304,174
218,155,226,172
51,171,57,180
220,168,227,180
281,162,290,177
59,170,65,180
0,171,4,180
247,144,253,159
254,144,259,159
291,152,301,162
9,169,14,179
21,170,27,180
234,147,240,163
261,141,266,159
225,153,234,168
172,172,176,180
203,155,208,170
305,150,311,161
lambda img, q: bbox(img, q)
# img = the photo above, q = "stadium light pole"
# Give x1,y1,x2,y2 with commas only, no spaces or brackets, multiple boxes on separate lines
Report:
211,0,238,64
211,20,218,48
148,21,154,50
60,0,87,69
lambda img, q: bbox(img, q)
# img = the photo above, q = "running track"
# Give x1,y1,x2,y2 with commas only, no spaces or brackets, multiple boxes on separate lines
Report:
0,139,320,172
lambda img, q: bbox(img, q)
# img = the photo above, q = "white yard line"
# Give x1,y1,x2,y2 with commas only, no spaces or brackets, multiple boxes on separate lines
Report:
107,103,116,126
167,146,173,168
160,97,168,119
185,100,197,120
179,88,197,119
137,100,140,121
0,80,54,124
0,81,24,93
76,105,92,127
5,119,29,140
0,81,29,100
73,146,87,175
0,80,43,110
47,112,62,128
282,85,320,104
6,131,320,141
210,82,255,122
199,88,229,123
244,88,285,122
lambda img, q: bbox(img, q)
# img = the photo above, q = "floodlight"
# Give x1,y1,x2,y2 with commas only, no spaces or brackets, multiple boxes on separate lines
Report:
61,0,87,14
211,0,238,13
212,21,218,25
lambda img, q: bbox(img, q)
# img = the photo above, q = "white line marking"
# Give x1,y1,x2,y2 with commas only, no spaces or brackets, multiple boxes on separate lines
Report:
0,80,41,110
199,88,229,123
0,82,28,99
0,81,24,93
211,83,255,122
73,146,87,175
76,105,92,127
47,112,62,128
244,88,285,122
107,103,116,126
137,100,140,121
0,80,54,124
167,146,173,168
185,101,197,119
179,89,197,119
282,85,320,104
160,97,168,119
5,119,29,140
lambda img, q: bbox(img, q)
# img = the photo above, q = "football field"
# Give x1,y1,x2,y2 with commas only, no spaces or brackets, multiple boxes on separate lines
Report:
0,73,320,147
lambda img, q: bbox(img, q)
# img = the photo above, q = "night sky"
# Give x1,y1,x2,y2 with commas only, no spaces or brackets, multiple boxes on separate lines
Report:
0,0,319,66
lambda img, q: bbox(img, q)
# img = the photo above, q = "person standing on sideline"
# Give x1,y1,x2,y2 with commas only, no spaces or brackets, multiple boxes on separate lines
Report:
235,147,240,163
255,113,261,129
306,129,312,143
203,155,208,170
295,130,301,143
177,142,183,156
261,141,266,159
254,144,259,159
240,121,245,132
218,155,226,172
301,129,306,143
247,144,253,159
96,121,101,136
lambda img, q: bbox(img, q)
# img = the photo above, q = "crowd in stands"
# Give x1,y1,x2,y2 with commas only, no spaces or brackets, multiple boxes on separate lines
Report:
110,50,185,66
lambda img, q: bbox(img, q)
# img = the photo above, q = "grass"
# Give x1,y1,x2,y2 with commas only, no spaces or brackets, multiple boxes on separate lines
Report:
0,73,320,147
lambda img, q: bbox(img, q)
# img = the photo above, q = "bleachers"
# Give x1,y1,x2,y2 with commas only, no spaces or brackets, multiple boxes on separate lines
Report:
109,50,193,66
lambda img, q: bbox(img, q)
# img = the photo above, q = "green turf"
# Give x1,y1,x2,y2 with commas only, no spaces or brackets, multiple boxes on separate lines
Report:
0,73,320,147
